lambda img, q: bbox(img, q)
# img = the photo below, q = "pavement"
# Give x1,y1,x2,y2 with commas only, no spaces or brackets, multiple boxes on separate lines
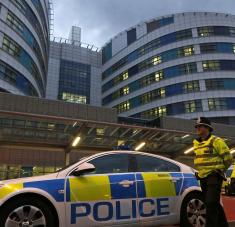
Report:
223,196,235,223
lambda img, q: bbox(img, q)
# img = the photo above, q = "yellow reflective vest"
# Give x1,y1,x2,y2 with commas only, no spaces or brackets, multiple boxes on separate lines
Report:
193,135,233,178
231,165,235,178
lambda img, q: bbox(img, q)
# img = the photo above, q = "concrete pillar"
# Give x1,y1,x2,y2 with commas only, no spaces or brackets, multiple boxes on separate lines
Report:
197,62,203,73
194,44,201,55
65,151,70,166
192,28,198,38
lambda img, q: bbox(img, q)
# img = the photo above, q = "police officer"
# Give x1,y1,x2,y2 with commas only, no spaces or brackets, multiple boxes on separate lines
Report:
193,117,233,227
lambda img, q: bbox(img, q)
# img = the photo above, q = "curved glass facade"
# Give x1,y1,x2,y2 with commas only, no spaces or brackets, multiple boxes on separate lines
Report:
101,12,235,123
0,0,49,97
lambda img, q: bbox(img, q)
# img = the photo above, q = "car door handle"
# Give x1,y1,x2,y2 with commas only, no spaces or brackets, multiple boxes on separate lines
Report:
118,180,134,188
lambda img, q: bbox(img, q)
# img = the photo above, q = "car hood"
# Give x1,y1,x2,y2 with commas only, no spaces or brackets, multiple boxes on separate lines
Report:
0,173,59,186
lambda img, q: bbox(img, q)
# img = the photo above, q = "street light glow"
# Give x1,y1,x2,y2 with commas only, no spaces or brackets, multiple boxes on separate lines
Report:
135,142,146,151
182,134,190,139
72,136,81,147
184,147,194,154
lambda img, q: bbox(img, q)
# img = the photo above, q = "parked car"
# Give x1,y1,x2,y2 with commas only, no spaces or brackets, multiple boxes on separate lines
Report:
225,165,235,196
0,151,205,227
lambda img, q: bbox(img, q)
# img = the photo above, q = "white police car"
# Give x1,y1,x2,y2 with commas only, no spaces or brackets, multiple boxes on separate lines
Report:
0,151,205,227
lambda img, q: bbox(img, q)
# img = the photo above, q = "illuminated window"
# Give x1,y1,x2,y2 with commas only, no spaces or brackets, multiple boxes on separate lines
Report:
155,106,167,116
198,27,213,37
160,88,165,98
208,98,227,111
117,101,130,113
96,128,105,136
123,86,129,95
122,72,129,80
202,61,220,71
185,101,196,113
62,92,87,104
153,56,162,65
155,71,163,81
183,47,194,56
183,81,200,92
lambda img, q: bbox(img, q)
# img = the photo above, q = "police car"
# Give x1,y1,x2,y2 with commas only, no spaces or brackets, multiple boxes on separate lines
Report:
225,165,235,196
0,151,205,227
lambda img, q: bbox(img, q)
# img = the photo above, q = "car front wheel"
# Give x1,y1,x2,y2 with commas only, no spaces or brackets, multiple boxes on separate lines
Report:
180,192,206,227
0,196,57,227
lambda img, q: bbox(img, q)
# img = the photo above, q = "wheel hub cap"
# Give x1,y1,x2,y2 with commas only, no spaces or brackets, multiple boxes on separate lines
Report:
187,198,206,227
5,205,46,227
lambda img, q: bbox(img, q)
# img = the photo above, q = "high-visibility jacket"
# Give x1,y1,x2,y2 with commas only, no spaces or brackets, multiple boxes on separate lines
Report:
193,135,233,178
231,165,235,178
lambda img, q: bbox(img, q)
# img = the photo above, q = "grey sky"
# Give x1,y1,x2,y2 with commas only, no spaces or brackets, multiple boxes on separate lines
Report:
53,0,235,47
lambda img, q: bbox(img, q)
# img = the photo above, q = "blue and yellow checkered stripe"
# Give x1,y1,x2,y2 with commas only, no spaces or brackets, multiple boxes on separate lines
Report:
0,173,199,203
68,173,186,202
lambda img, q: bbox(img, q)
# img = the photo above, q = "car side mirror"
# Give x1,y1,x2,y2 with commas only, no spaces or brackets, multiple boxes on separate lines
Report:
72,163,95,176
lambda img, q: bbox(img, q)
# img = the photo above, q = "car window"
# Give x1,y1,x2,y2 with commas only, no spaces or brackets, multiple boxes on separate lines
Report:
226,169,232,178
88,154,129,174
135,154,180,172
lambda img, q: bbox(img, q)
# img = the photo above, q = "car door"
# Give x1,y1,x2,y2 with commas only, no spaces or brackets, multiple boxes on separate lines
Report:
134,154,183,226
65,153,138,227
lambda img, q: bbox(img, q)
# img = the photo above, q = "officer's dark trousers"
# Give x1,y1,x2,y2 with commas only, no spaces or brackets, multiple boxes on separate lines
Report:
200,173,229,227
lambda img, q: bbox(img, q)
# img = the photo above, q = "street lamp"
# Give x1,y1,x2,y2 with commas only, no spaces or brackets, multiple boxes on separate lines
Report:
184,147,194,155
135,142,146,151
72,136,81,147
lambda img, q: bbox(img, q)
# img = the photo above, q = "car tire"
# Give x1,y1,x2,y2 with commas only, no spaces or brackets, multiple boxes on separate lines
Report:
180,192,206,227
0,195,57,227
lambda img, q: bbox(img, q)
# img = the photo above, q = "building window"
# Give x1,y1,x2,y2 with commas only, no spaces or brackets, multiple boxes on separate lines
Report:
122,72,129,80
62,92,87,104
146,16,174,33
185,101,197,113
102,63,198,104
154,71,163,82
160,88,166,98
58,60,91,104
2,35,44,95
102,29,192,79
10,0,48,55
6,11,46,77
230,27,235,36
208,99,227,111
142,106,167,119
198,27,213,37
183,47,194,56
2,36,21,57
0,60,38,96
6,12,23,32
153,56,162,65
102,41,112,64
206,79,235,90
202,61,220,71
183,81,200,92
123,87,129,95
127,28,137,45
102,44,195,90
117,101,130,113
